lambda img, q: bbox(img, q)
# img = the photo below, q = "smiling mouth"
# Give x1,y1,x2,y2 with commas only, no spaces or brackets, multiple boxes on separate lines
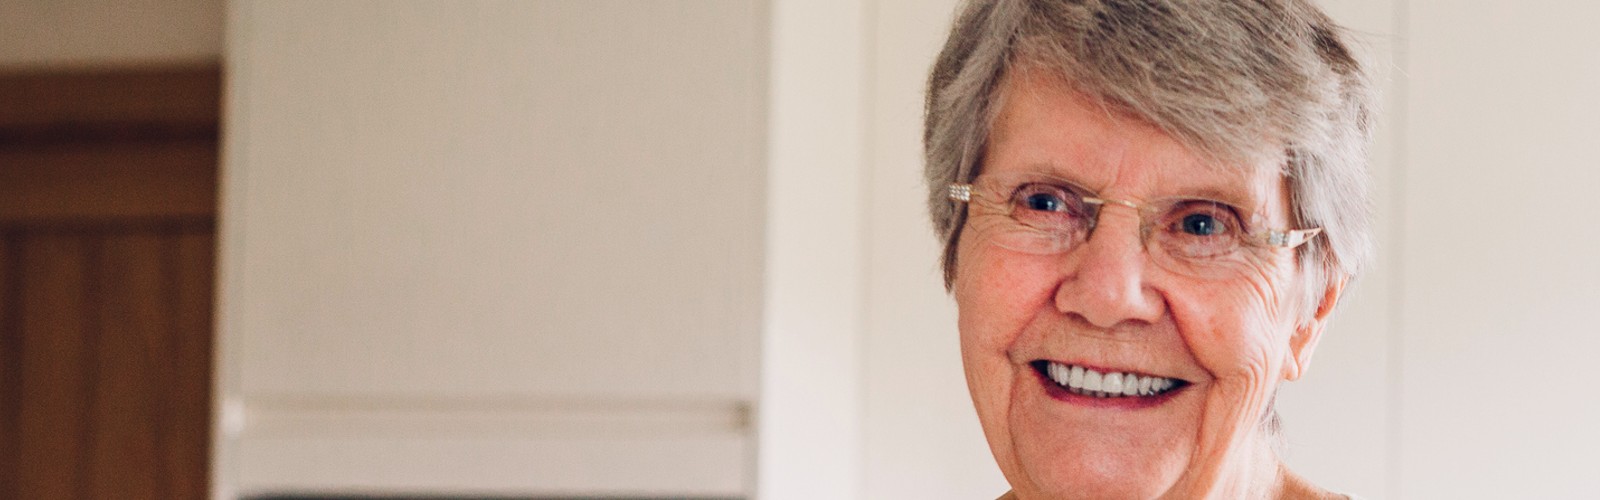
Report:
1030,360,1190,398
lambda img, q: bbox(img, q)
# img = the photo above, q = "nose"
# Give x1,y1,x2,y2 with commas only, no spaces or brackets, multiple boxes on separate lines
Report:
1053,206,1165,329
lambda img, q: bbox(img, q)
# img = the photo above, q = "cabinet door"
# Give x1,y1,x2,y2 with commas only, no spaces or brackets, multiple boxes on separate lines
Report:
221,1,765,497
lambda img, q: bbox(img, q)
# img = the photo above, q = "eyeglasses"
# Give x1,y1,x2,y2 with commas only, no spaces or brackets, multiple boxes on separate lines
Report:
948,172,1321,280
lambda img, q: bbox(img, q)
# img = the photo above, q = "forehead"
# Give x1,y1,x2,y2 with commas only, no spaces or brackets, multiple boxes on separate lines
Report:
983,71,1284,209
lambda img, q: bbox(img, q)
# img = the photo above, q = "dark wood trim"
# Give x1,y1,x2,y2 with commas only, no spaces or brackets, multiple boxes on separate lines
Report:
156,232,182,500
0,64,220,132
0,122,218,148
0,139,219,223
171,231,215,499
74,234,105,500
0,233,20,500
0,217,215,236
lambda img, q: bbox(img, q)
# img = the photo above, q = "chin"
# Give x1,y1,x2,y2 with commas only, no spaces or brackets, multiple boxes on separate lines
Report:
1009,441,1185,500
1004,420,1191,500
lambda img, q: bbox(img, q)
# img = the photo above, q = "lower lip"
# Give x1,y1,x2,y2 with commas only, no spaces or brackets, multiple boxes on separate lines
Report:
1032,365,1186,409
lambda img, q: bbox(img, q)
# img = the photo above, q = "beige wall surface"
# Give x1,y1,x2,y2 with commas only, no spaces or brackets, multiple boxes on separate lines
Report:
1399,2,1600,497
758,0,866,498
862,1,1009,499
0,0,221,68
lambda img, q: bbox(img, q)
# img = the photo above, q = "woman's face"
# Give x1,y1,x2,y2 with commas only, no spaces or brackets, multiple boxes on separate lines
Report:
954,72,1328,499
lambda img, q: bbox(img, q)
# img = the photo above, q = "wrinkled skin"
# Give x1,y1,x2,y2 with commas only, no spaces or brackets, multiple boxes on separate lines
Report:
953,71,1345,499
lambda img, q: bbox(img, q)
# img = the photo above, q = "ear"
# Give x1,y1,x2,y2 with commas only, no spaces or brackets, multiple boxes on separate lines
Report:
1283,275,1348,381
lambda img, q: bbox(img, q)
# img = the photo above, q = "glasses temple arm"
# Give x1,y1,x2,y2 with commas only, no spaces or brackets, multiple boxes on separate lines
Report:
1267,227,1322,248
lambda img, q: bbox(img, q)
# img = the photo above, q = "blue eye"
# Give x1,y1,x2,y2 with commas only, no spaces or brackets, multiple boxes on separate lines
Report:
1181,213,1222,236
1025,193,1065,212
1158,201,1245,259
1008,182,1089,231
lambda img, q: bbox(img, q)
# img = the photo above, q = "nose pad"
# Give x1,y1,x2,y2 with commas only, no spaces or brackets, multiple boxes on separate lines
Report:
1054,206,1165,329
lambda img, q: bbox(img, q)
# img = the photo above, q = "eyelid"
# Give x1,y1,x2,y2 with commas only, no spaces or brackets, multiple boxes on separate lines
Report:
1011,182,1082,201
1014,179,1093,200
1158,198,1248,220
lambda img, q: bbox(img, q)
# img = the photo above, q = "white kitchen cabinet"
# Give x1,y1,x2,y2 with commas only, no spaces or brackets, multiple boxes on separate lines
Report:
217,1,766,497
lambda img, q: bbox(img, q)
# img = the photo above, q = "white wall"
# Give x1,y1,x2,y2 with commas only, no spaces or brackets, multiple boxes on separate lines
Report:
759,0,866,499
1398,2,1600,497
861,1,1010,499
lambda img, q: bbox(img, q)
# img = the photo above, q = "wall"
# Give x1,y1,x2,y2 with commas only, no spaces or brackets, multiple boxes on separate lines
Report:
1398,2,1600,497
0,0,221,68
861,1,1009,499
758,0,865,498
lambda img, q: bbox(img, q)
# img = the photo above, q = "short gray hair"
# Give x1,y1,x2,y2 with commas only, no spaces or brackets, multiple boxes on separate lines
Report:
925,0,1378,315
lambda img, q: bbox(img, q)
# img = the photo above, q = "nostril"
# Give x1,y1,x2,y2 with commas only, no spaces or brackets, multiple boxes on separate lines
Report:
1054,254,1163,328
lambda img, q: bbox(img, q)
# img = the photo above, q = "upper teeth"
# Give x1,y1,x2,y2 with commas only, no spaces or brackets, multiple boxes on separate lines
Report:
1045,362,1178,398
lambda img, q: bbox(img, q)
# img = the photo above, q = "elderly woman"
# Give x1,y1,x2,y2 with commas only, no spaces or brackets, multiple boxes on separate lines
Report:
925,0,1374,498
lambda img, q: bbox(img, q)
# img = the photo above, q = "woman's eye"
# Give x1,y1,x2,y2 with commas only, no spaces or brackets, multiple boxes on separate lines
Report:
1024,192,1066,212
1011,183,1079,214
1158,201,1244,259
1005,183,1087,231
1180,213,1224,236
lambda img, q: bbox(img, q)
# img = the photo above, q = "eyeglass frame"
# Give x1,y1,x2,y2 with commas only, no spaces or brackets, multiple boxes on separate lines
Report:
946,175,1322,261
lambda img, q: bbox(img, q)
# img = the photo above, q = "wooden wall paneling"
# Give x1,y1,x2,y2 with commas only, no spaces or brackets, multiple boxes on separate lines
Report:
87,232,167,500
0,141,218,224
0,66,220,134
169,229,215,499
1,64,218,500
0,233,15,499
15,233,95,499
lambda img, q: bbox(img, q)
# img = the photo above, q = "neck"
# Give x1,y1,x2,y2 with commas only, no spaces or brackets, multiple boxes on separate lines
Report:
1243,437,1340,500
1240,433,1287,498
1210,431,1328,500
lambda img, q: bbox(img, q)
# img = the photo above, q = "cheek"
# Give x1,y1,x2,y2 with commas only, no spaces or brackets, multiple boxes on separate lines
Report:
953,239,1060,354
1163,256,1302,379
952,239,1061,433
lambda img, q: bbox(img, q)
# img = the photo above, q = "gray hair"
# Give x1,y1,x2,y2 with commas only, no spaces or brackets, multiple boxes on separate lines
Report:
925,0,1378,317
